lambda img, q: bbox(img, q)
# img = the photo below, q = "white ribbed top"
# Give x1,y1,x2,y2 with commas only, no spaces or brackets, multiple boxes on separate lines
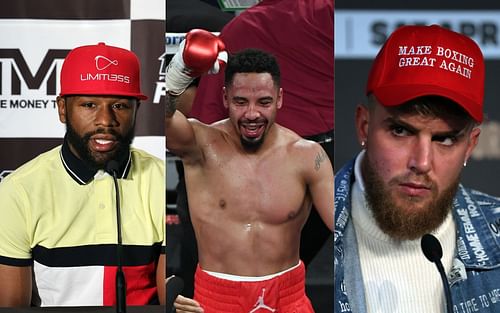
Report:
352,151,456,313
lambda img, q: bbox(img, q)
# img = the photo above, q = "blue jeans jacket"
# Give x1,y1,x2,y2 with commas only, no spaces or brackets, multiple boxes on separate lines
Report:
334,158,500,313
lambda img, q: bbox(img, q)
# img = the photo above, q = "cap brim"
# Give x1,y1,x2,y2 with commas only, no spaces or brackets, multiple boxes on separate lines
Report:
60,91,148,101
373,84,482,123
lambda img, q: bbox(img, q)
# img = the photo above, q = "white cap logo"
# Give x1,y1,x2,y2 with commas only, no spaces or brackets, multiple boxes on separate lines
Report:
95,55,118,71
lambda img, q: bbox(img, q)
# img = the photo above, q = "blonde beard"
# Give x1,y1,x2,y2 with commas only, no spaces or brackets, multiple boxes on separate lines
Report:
361,155,458,240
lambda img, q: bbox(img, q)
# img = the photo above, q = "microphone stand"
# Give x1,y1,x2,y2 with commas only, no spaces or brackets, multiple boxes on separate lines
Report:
435,258,453,313
166,276,184,313
421,234,453,313
108,161,126,313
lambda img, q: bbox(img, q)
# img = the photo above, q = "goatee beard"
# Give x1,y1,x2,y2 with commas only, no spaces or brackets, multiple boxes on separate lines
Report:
240,136,264,152
65,119,134,170
361,155,459,240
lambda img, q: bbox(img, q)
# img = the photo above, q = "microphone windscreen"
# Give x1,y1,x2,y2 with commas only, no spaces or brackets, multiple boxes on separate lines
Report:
166,276,184,312
421,233,443,263
105,160,120,175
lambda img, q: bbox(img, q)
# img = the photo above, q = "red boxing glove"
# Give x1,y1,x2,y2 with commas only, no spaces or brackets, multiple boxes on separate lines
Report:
183,29,227,77
166,29,227,95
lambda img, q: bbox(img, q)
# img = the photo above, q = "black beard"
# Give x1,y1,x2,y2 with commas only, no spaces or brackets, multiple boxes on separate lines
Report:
240,135,264,152
362,154,459,240
65,119,134,170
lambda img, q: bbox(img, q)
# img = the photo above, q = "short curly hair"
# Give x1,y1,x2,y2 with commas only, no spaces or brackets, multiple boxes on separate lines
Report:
224,49,281,88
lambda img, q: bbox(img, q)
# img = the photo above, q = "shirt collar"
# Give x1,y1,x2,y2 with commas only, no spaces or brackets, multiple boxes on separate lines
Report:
60,138,131,185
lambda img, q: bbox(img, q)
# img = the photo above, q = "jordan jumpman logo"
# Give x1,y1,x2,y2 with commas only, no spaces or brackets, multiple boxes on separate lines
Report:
249,288,276,313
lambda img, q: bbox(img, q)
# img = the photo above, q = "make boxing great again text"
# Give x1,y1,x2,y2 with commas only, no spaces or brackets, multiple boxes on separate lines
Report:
398,45,474,79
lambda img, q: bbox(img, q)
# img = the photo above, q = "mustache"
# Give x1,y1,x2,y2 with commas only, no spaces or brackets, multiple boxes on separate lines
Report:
240,117,266,124
83,128,122,140
390,173,435,188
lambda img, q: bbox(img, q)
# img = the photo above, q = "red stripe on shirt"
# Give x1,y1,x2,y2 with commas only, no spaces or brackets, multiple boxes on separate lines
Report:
103,262,157,305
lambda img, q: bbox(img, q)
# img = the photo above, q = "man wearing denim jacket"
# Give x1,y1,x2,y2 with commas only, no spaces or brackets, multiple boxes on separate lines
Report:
334,25,500,313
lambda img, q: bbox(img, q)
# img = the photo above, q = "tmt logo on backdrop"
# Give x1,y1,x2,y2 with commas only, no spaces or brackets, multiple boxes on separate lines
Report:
0,49,69,96
153,51,168,103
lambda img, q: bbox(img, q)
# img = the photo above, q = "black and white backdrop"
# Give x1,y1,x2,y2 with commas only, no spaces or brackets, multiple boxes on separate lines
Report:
0,0,166,182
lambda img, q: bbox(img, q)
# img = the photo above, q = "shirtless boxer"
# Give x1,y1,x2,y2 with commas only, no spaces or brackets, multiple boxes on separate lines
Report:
165,30,333,313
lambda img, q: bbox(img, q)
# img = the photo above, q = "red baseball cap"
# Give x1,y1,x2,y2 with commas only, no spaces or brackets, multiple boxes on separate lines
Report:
60,42,147,100
366,25,484,122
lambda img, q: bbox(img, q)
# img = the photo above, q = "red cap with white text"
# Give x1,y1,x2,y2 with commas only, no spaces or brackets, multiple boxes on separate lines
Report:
60,42,147,100
366,25,484,122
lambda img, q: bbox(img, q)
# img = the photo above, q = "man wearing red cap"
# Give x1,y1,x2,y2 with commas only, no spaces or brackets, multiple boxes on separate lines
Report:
166,31,333,312
0,43,165,307
334,25,500,313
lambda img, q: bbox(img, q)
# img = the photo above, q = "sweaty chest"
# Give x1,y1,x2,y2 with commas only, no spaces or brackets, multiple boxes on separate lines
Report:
193,146,309,225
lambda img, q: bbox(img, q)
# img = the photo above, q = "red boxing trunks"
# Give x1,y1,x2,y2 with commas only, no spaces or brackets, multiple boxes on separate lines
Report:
194,262,314,313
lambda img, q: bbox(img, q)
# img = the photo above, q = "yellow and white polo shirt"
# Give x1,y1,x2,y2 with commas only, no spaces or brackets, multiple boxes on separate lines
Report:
0,141,165,306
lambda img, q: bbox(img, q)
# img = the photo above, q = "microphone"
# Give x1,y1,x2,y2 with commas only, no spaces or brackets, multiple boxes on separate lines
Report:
166,276,184,313
421,234,453,313
106,160,127,313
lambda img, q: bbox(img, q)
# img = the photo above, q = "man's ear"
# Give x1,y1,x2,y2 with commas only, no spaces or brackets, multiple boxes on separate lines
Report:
222,87,229,109
355,104,369,146
56,96,67,124
464,127,481,163
134,100,140,120
276,87,283,110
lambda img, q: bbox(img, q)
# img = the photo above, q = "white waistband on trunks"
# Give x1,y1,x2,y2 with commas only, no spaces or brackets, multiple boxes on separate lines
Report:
202,261,302,282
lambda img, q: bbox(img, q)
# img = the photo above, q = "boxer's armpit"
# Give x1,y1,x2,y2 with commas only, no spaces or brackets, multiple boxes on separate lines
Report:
166,93,178,117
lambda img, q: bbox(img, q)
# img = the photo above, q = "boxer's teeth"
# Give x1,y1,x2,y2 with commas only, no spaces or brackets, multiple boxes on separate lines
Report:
96,139,112,144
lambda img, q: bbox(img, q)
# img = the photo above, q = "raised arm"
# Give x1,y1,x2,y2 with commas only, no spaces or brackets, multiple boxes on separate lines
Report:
165,29,227,159
304,142,334,231
165,94,199,159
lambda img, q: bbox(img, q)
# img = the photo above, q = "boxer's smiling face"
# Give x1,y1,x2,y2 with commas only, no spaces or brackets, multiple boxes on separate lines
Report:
223,72,282,151
57,95,138,169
